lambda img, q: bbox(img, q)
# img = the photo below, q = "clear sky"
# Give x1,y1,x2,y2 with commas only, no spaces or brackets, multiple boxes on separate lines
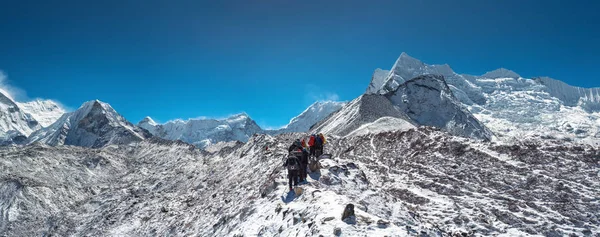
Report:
0,0,598,128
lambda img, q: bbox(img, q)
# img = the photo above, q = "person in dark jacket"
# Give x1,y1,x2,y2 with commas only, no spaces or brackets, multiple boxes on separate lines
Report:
299,148,309,182
283,155,300,191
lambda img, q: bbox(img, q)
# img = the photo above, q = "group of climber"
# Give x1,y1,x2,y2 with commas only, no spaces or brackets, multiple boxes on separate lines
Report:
283,133,327,191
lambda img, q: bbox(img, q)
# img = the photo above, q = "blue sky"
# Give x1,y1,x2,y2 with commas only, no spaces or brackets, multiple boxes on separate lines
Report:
0,0,598,128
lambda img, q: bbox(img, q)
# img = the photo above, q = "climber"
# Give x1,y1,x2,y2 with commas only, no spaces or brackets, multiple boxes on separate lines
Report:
308,134,316,158
288,139,309,183
283,153,301,191
285,139,305,190
299,147,309,182
315,133,326,157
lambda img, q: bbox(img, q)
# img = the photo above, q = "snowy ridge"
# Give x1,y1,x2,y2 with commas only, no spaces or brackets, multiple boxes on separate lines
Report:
138,113,263,149
345,116,416,137
311,94,412,136
17,99,65,127
365,68,390,94
273,101,346,134
28,100,150,148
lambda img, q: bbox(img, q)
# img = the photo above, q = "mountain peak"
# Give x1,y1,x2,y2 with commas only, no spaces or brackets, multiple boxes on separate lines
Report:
28,100,149,148
394,52,424,68
481,68,520,79
140,116,157,126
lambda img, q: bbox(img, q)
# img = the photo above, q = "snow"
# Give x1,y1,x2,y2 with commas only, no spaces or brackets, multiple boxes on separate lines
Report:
138,113,263,149
365,68,390,94
317,75,492,141
17,99,65,127
2,129,598,236
386,75,493,141
0,90,40,143
346,116,416,137
311,94,410,136
28,100,149,148
369,52,600,145
274,101,346,134
481,68,521,79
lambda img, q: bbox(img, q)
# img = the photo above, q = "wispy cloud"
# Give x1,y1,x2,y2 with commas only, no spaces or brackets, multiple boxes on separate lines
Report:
0,70,28,101
0,70,69,111
304,84,341,103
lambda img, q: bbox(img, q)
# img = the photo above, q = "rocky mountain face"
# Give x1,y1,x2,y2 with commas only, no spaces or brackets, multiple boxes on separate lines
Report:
1,129,598,236
368,53,600,145
138,113,263,149
385,75,493,140
28,100,150,148
314,75,492,141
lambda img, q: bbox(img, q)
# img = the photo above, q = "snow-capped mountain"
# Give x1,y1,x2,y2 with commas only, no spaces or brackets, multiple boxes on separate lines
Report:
273,101,346,134
17,99,65,127
0,89,41,144
28,100,150,148
138,113,263,148
370,53,600,145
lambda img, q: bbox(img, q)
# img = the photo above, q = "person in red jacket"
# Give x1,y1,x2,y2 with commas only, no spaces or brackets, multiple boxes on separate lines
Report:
308,134,316,158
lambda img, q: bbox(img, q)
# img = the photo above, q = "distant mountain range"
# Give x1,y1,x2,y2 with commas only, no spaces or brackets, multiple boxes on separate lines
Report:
1,52,599,148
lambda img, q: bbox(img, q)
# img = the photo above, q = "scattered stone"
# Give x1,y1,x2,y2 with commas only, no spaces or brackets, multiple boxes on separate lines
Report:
321,216,335,224
377,219,390,228
161,206,169,213
334,227,341,236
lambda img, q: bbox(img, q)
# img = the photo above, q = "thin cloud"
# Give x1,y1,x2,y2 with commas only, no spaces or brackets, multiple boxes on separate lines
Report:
0,70,28,101
305,84,341,103
0,70,68,111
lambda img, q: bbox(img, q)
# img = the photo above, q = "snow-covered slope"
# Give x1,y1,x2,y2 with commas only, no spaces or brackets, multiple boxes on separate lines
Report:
17,99,65,127
138,113,263,149
2,130,598,236
311,94,413,136
28,100,150,148
346,116,416,137
370,52,600,145
273,101,346,134
365,68,390,94
0,90,40,144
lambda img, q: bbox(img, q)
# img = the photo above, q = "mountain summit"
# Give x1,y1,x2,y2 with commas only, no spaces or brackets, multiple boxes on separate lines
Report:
28,100,150,148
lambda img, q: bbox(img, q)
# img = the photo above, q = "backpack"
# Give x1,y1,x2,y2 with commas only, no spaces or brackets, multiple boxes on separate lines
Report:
308,135,315,146
315,135,323,146
287,156,300,171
